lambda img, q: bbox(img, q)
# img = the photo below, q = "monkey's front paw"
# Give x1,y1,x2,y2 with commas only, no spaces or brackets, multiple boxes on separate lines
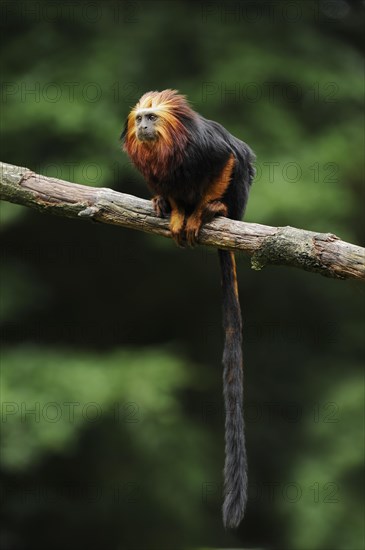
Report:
152,196,171,218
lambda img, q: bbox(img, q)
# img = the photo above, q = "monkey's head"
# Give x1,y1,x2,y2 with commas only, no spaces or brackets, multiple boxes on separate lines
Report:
121,90,197,177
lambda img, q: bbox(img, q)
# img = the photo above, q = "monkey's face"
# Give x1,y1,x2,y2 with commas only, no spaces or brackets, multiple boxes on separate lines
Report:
135,109,160,142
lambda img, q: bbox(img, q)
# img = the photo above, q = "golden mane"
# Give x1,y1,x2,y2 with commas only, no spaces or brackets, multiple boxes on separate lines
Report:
123,89,196,180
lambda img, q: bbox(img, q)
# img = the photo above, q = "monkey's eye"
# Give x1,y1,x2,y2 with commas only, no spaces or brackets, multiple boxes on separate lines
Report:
148,114,157,121
136,115,142,122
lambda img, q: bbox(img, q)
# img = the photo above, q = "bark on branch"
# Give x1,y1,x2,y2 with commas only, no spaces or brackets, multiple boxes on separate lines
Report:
1,161,364,281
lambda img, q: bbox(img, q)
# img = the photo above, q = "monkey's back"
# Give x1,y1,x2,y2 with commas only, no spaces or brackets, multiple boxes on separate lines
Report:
151,114,255,219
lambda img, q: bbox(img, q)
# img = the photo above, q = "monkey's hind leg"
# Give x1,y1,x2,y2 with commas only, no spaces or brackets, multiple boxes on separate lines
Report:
185,153,235,247
185,200,228,247
201,200,228,223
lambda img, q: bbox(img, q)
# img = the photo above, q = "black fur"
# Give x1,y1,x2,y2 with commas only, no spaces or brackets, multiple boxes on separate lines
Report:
219,249,247,528
164,115,252,215
122,106,255,528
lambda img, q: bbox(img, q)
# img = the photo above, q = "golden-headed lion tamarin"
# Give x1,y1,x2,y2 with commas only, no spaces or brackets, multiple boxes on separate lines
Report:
121,89,255,528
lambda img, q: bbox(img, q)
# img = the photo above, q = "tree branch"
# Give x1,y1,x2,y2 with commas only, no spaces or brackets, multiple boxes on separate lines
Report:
1,161,364,281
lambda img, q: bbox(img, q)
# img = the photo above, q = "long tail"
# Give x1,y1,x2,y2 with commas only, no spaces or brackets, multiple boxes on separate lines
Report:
218,249,247,529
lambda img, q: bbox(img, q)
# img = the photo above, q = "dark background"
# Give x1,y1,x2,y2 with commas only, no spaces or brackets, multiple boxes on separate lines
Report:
1,1,364,549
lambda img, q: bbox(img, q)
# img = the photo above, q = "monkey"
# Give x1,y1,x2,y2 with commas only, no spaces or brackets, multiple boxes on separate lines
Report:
121,89,255,528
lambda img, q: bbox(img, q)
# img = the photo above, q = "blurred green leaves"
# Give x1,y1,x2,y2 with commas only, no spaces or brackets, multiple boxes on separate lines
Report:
283,375,364,550
1,346,191,469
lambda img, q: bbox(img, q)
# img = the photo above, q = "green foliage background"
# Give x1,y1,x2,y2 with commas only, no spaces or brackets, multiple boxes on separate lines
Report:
1,1,364,549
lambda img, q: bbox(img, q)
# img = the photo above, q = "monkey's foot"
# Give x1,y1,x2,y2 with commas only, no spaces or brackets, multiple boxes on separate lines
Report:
185,217,202,247
184,201,228,246
152,196,171,218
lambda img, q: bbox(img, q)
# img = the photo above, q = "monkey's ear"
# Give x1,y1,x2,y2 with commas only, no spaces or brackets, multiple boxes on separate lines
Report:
120,118,128,142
